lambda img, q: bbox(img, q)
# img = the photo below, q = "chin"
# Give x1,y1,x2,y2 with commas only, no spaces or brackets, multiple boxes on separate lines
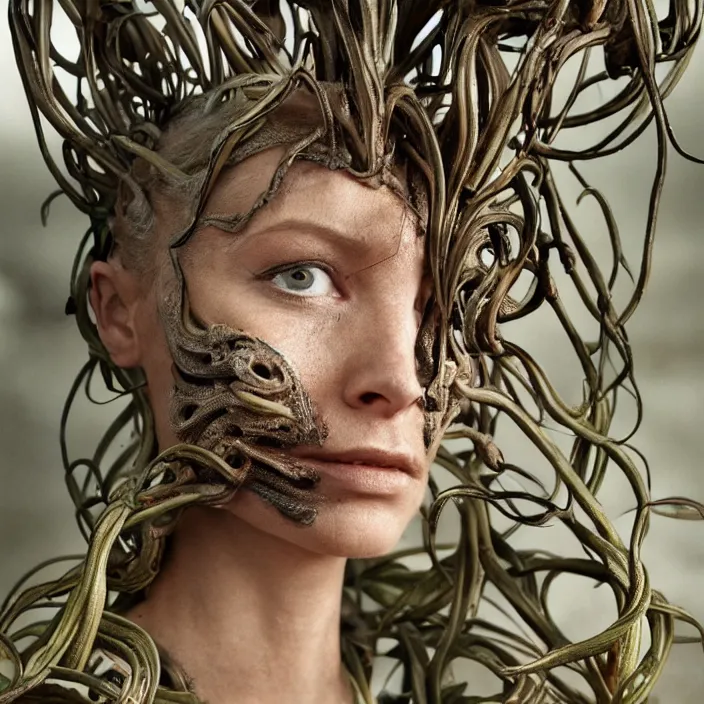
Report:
225,486,421,559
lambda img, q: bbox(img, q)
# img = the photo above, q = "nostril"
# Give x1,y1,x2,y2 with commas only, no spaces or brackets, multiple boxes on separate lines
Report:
360,392,381,404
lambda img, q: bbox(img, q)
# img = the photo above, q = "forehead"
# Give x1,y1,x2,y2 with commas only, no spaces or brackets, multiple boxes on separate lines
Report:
201,148,427,269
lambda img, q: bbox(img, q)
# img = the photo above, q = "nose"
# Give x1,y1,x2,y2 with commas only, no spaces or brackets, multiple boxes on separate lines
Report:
340,293,425,418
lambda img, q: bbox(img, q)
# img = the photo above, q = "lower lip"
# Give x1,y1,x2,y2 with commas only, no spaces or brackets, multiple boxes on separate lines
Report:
296,458,414,495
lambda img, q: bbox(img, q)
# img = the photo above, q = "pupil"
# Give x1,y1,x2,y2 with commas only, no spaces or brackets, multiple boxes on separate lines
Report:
287,268,312,289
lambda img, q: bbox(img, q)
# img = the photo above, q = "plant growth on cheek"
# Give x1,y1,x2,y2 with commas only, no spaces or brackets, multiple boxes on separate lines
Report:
159,252,328,525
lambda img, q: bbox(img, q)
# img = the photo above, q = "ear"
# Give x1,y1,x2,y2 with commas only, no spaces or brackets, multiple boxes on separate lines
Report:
89,259,143,369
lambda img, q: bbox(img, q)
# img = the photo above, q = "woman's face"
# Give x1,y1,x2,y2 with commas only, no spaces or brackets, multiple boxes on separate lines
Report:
131,148,434,558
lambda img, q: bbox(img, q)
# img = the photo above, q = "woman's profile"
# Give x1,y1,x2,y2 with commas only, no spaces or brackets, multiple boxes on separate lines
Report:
1,1,703,703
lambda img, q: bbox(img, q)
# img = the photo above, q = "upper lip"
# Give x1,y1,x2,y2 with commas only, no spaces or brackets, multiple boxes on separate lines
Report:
289,447,421,478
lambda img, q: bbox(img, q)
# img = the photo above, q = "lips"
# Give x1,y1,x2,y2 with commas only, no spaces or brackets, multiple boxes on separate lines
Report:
288,447,420,479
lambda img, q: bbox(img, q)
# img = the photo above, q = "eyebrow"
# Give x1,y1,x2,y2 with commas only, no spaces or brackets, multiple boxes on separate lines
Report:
241,217,388,258
233,213,430,287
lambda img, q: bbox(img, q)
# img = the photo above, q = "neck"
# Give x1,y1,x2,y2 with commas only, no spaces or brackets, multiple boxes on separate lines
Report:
124,506,354,704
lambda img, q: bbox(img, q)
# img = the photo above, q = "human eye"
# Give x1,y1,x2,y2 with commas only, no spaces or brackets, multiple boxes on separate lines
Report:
260,262,340,298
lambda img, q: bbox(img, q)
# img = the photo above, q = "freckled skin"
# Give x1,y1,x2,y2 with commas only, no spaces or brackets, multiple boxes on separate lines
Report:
132,149,439,559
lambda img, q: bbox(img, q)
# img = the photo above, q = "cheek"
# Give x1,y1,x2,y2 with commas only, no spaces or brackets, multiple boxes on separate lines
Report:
202,301,339,406
136,298,171,369
268,328,335,401
134,301,179,446
184,269,328,377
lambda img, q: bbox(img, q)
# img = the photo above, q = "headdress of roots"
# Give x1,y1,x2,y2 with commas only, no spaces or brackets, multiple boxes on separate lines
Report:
3,0,704,702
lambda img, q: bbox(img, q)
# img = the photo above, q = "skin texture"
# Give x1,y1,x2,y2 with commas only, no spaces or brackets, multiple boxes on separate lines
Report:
89,148,434,703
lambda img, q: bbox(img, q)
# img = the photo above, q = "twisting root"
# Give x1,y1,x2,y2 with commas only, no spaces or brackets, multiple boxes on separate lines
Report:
2,0,703,702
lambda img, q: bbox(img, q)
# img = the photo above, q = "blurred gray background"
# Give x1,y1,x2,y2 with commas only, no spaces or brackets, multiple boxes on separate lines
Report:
0,3,702,701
